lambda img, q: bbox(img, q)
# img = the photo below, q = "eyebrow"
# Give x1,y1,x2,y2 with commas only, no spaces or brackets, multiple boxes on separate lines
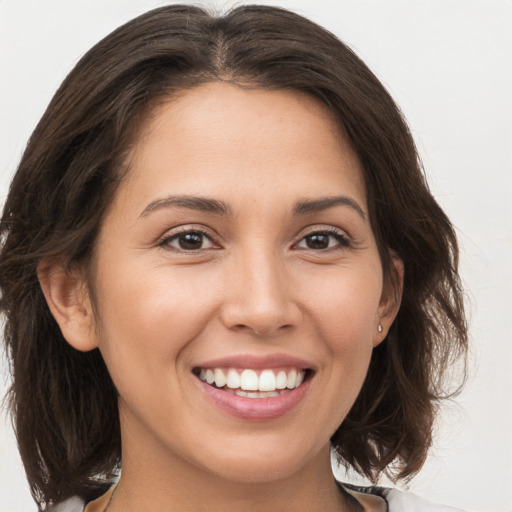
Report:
140,196,233,218
139,194,366,220
293,196,366,220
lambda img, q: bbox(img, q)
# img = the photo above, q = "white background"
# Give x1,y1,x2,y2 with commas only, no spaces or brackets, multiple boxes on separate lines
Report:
1,1,511,511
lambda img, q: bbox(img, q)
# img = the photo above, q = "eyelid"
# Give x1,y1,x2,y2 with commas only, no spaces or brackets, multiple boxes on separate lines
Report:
157,225,221,252
292,225,351,250
156,223,351,253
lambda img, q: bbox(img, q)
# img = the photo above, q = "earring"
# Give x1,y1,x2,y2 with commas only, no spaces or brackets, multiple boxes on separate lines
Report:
377,323,383,333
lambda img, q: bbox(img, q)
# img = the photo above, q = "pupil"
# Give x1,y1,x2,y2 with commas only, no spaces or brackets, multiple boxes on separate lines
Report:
179,233,203,250
307,234,329,249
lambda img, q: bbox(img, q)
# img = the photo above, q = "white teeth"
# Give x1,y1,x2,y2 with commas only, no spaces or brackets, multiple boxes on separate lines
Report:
275,371,287,389
286,369,297,389
259,370,276,391
214,368,226,388
240,369,259,391
226,369,241,389
235,390,281,398
198,367,306,393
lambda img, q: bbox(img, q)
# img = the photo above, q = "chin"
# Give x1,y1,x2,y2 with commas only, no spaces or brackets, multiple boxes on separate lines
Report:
191,434,326,485
207,457,308,485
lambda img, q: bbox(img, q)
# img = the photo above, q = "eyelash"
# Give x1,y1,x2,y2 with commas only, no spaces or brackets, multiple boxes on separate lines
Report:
158,226,351,253
158,228,217,253
294,227,351,251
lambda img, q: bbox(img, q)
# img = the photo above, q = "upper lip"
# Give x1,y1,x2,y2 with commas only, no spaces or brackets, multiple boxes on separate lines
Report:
194,353,314,371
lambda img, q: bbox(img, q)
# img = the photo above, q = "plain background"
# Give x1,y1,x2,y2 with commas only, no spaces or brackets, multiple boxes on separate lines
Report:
0,1,511,511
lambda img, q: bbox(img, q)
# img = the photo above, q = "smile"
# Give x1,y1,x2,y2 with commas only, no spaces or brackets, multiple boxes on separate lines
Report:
196,367,305,398
193,358,313,420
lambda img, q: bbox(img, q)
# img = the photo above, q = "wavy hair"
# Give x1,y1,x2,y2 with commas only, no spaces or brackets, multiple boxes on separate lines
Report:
0,4,467,509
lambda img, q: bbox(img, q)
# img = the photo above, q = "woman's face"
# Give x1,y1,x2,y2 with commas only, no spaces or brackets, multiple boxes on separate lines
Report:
84,83,397,483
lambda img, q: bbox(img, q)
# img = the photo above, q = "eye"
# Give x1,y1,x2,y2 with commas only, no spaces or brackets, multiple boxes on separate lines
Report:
295,229,350,250
160,230,217,252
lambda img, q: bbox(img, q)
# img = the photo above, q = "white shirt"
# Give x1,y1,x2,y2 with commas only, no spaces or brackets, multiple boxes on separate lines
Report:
50,483,469,511
342,483,468,512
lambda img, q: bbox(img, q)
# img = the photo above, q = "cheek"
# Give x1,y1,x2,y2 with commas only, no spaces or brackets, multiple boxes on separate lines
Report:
300,262,383,346
317,293,378,381
279,265,383,437
298,261,382,406
91,256,222,391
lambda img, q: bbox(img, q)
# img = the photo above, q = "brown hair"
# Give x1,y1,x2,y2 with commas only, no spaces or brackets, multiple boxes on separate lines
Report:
0,4,467,509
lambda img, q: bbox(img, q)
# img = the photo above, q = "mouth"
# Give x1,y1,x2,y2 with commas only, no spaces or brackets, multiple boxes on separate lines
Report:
193,367,311,398
192,355,315,420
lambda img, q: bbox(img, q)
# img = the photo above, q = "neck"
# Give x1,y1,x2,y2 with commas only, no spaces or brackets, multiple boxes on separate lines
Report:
110,419,355,512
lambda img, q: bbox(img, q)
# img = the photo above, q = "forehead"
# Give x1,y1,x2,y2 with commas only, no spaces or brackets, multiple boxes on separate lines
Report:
117,82,367,216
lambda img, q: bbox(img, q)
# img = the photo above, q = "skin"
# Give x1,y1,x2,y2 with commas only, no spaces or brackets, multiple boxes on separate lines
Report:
40,82,401,511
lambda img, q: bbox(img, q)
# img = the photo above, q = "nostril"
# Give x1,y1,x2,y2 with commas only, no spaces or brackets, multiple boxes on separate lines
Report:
251,323,295,336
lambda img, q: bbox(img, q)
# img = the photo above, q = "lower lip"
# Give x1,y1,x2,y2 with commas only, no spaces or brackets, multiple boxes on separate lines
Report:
196,377,311,421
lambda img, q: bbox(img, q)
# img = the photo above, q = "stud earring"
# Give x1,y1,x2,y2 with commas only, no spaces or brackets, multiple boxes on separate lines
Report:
377,323,383,333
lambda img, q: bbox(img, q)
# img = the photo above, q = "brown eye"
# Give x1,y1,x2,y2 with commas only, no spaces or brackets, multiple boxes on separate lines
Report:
296,230,350,250
304,234,330,249
177,233,204,250
161,230,215,252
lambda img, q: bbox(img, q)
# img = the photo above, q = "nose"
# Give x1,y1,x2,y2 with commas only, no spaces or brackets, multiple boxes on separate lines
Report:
219,248,302,337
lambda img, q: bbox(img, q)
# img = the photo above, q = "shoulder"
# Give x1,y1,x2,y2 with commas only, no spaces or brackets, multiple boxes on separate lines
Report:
384,487,468,512
340,482,469,512
47,483,112,512
47,496,85,512
49,483,469,512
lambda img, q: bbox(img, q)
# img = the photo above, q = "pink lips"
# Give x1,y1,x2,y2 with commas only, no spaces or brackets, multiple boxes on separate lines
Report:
194,354,313,421
196,378,310,420
195,353,313,370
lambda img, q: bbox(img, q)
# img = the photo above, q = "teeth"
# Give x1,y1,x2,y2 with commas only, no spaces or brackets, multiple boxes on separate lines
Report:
239,390,280,398
276,371,287,389
259,370,276,391
214,368,226,388
286,369,297,389
232,389,283,398
226,369,241,389
197,367,306,393
240,369,259,391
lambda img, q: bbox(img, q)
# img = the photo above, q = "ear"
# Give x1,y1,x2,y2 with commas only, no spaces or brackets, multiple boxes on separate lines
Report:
373,251,404,347
37,259,99,352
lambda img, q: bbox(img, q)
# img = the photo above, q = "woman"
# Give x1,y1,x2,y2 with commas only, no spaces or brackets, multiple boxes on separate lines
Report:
0,4,468,511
